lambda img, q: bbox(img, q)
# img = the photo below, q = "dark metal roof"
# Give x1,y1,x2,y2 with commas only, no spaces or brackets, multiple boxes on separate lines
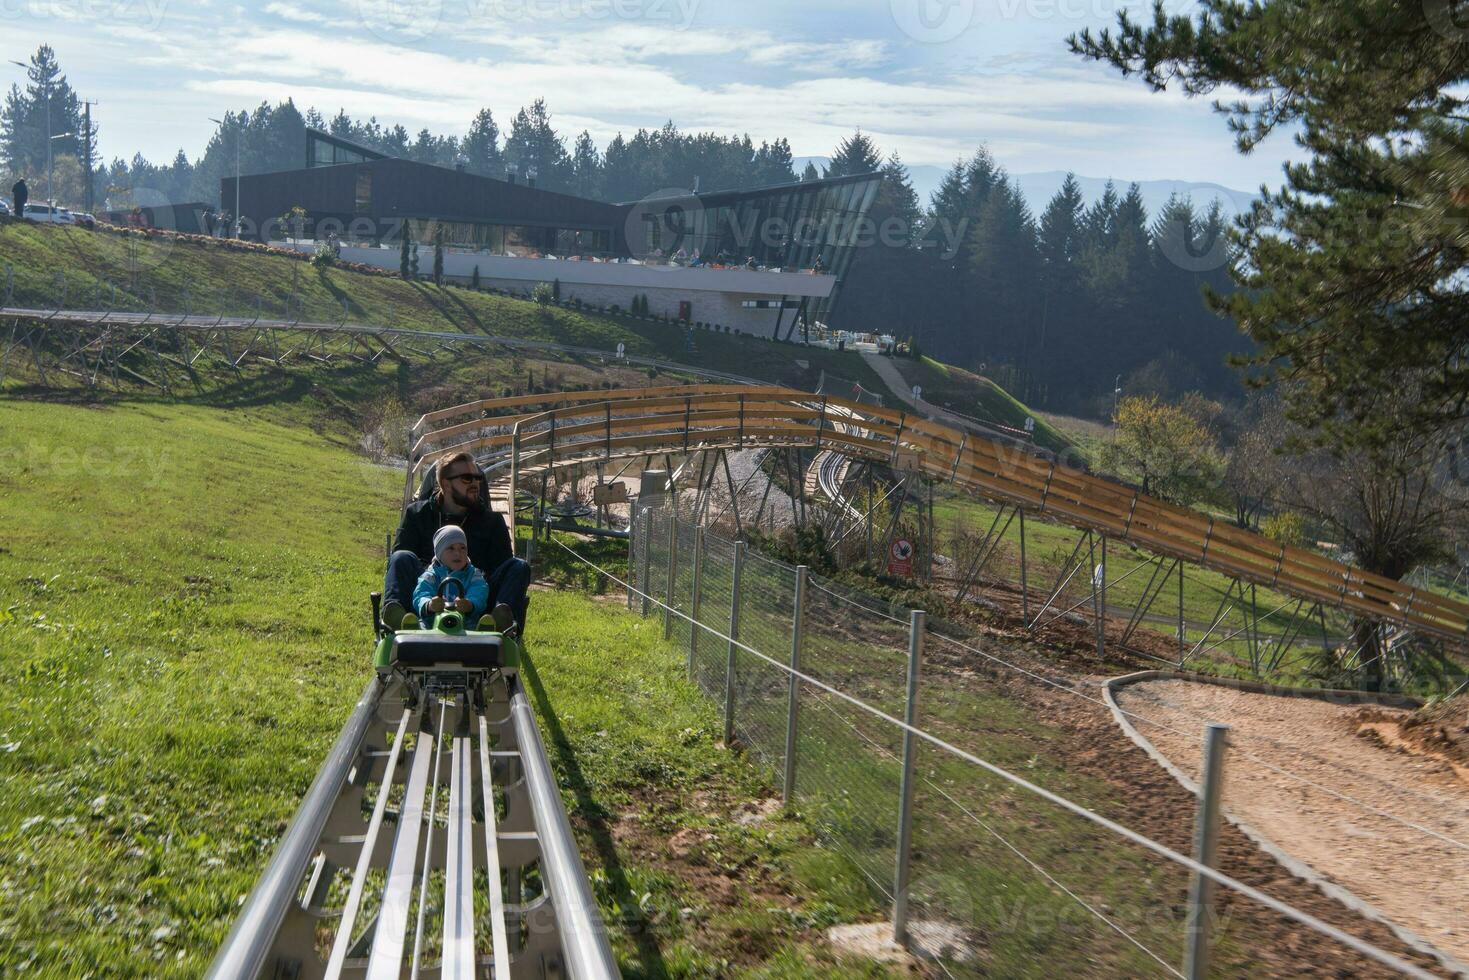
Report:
306,127,388,161
616,170,883,208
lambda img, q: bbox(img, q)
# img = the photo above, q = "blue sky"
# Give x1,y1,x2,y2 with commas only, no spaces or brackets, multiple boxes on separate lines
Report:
1,0,1296,196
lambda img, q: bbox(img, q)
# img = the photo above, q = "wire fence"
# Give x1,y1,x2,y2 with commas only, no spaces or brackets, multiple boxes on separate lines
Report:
610,493,1451,979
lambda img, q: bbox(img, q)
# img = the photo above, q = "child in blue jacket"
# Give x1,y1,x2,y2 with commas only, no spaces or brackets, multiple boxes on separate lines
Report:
408,525,490,629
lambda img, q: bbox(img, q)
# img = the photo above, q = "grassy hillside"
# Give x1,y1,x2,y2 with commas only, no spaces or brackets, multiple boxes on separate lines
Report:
0,220,888,395
0,398,900,977
894,355,1074,455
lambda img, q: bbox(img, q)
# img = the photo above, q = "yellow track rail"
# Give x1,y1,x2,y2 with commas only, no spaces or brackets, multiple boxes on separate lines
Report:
412,385,1469,644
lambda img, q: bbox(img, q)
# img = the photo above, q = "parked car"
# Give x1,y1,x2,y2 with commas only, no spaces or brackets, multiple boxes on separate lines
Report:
22,204,75,224
0,198,11,216
68,210,96,229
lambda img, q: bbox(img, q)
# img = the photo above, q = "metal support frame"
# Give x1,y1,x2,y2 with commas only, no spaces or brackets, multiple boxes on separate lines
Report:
207,666,617,980
892,609,926,946
638,506,652,617
953,504,1018,603
1029,529,1093,630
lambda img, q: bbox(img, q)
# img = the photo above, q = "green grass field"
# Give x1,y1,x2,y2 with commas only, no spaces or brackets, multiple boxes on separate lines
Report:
890,356,1074,455
927,488,1350,678
0,397,905,977
0,220,891,395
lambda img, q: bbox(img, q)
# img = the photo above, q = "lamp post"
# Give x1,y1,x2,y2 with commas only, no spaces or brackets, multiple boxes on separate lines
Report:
1112,374,1123,440
9,59,52,205
209,116,240,238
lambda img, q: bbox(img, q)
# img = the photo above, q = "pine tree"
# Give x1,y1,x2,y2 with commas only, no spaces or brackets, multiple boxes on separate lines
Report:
1,45,86,201
753,138,796,186
504,98,571,191
877,153,922,246
928,160,967,227
825,131,882,178
409,242,420,278
400,233,411,279
1037,174,1084,275
570,130,602,199
1071,0,1469,450
462,108,502,177
801,161,821,182
471,265,481,289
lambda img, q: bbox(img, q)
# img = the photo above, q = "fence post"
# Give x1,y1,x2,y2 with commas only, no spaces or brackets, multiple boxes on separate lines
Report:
689,525,706,681
626,506,637,612
723,540,745,746
638,506,652,617
782,565,808,805
664,504,679,639
1184,723,1229,980
509,423,521,557
893,608,926,947
1019,508,1029,623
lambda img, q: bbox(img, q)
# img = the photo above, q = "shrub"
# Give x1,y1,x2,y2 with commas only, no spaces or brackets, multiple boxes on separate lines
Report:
531,281,555,305
1262,511,1308,548
471,265,481,289
552,278,561,301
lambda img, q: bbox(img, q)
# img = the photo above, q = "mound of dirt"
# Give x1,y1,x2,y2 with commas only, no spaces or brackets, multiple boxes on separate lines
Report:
1384,695,1469,766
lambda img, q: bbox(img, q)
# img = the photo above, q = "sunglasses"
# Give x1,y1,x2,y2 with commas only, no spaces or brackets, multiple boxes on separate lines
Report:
447,472,483,484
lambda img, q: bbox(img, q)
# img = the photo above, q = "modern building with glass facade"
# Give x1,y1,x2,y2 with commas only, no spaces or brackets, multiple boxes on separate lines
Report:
224,130,881,333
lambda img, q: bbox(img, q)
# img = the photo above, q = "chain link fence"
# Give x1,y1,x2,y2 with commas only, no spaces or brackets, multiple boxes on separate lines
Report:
619,494,1446,979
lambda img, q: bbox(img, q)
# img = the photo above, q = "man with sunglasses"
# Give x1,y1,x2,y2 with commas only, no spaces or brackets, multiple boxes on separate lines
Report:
381,451,529,634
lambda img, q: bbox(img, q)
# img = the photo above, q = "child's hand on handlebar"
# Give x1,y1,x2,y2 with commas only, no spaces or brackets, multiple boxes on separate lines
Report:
428,596,446,612
453,598,474,614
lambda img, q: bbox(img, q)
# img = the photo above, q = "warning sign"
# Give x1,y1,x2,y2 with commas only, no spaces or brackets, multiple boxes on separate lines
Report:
887,538,915,577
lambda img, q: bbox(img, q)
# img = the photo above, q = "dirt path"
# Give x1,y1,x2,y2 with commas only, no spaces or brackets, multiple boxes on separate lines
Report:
1114,679,1469,970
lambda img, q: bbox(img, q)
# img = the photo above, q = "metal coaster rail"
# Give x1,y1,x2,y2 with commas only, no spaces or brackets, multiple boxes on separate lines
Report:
411,384,1469,645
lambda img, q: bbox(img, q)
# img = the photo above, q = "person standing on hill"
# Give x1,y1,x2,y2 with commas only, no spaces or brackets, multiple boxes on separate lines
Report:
381,451,530,634
11,176,28,216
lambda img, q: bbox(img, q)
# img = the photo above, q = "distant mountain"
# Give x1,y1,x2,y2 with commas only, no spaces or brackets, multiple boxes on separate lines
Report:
793,156,1257,223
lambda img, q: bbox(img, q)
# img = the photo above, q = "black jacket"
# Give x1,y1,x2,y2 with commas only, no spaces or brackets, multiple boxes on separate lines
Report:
393,496,513,575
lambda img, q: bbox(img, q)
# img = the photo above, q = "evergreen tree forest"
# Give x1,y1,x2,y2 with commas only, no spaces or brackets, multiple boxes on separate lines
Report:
2,43,1248,416
838,145,1245,414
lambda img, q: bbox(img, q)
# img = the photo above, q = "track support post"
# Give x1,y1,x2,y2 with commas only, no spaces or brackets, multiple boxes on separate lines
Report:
638,506,652,617
1184,723,1229,980
724,540,745,746
893,609,926,947
783,565,808,805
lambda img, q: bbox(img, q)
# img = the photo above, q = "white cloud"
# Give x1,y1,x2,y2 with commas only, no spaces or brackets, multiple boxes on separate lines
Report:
262,2,330,24
4,2,1291,189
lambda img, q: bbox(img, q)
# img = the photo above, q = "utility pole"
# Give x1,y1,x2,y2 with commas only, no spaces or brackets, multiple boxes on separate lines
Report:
82,100,96,214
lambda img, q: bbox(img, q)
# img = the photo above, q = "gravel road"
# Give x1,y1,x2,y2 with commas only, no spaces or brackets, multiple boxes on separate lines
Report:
1115,679,1469,970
